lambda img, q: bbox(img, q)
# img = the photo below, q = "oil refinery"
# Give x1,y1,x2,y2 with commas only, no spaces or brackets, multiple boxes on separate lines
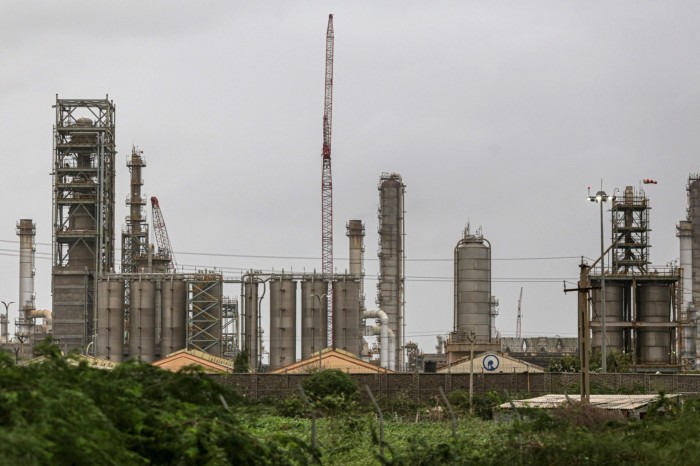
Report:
0,93,698,375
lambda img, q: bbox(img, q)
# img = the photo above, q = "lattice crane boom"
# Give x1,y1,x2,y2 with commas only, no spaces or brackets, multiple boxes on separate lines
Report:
150,196,176,273
321,14,334,346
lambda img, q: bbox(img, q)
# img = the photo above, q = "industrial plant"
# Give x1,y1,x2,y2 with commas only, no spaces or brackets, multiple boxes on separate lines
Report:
2,16,700,377
2,94,699,374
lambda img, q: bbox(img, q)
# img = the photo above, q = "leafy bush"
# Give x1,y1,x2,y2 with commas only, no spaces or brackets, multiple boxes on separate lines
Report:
276,396,310,418
302,369,358,400
0,343,316,465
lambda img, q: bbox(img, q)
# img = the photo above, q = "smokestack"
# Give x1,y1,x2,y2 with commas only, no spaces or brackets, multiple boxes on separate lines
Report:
346,220,365,310
17,219,35,317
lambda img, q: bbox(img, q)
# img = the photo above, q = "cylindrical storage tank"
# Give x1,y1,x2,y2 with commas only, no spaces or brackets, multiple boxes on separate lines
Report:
243,279,259,371
300,276,328,359
160,278,187,357
637,284,671,363
454,231,491,343
96,278,125,361
129,278,156,362
269,277,297,370
591,283,625,352
332,278,361,356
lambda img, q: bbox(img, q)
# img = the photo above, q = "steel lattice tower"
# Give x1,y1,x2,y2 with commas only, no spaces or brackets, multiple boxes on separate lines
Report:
321,14,335,346
52,96,116,351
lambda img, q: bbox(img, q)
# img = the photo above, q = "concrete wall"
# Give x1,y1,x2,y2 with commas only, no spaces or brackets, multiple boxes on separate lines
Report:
211,372,700,403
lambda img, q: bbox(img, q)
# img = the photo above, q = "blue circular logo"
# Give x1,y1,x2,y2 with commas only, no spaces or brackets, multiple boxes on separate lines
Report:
482,354,500,372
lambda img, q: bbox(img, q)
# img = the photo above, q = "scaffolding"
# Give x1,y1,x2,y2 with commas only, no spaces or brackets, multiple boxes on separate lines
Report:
52,97,116,351
611,186,650,274
188,273,223,356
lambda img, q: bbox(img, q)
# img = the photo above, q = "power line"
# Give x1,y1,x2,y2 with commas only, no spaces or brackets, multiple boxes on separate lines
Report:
0,239,584,263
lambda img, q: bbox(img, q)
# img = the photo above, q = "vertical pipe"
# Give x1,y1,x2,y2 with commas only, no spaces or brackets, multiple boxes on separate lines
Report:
600,198,607,373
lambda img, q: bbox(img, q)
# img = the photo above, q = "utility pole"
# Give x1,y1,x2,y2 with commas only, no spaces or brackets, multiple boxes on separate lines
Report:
578,263,591,404
564,262,591,404
466,330,476,414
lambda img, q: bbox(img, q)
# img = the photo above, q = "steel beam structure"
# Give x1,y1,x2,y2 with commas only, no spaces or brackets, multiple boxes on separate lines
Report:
52,96,116,351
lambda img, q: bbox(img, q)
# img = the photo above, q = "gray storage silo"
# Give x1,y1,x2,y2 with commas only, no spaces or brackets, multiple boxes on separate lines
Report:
160,278,187,357
333,276,361,356
96,277,125,361
129,278,157,362
638,284,671,363
269,276,297,370
300,275,328,359
591,283,625,352
454,227,491,343
243,278,259,371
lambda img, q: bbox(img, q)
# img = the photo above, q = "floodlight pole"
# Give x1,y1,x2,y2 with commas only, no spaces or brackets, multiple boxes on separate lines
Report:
588,188,613,372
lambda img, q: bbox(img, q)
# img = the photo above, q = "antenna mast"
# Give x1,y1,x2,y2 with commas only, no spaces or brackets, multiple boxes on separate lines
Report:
516,287,523,340
321,14,335,346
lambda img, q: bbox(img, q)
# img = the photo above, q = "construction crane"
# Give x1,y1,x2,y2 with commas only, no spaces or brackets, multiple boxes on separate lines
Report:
516,287,523,340
150,196,176,272
321,14,335,346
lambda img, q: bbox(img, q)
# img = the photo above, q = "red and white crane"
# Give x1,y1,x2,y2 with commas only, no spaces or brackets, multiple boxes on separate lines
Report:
150,196,176,273
321,14,335,345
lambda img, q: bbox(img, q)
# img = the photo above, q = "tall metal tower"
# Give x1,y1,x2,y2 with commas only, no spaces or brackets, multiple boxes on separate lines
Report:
321,14,335,346
122,147,148,275
52,96,116,351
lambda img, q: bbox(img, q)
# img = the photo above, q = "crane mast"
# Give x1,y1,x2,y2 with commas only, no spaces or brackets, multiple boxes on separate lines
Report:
321,14,334,346
150,196,176,273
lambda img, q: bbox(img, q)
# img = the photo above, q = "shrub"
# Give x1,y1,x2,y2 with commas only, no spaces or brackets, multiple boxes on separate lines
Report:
301,370,358,402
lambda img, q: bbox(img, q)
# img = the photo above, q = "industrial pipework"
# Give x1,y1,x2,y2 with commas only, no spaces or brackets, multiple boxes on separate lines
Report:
363,309,392,370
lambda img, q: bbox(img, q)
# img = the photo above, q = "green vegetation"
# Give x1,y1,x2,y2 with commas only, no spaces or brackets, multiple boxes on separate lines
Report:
0,345,314,465
548,349,632,373
2,345,698,465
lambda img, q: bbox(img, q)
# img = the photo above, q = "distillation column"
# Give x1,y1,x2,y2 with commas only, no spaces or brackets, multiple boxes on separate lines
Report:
377,173,405,370
688,174,700,362
678,220,696,365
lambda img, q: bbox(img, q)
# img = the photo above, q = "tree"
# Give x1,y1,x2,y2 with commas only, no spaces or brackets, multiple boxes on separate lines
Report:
234,348,250,373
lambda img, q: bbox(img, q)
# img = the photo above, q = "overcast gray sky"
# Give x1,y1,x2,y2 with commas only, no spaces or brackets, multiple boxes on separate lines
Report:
1,1,698,355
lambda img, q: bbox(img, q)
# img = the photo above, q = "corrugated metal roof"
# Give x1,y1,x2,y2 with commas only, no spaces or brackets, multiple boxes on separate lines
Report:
499,394,680,411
